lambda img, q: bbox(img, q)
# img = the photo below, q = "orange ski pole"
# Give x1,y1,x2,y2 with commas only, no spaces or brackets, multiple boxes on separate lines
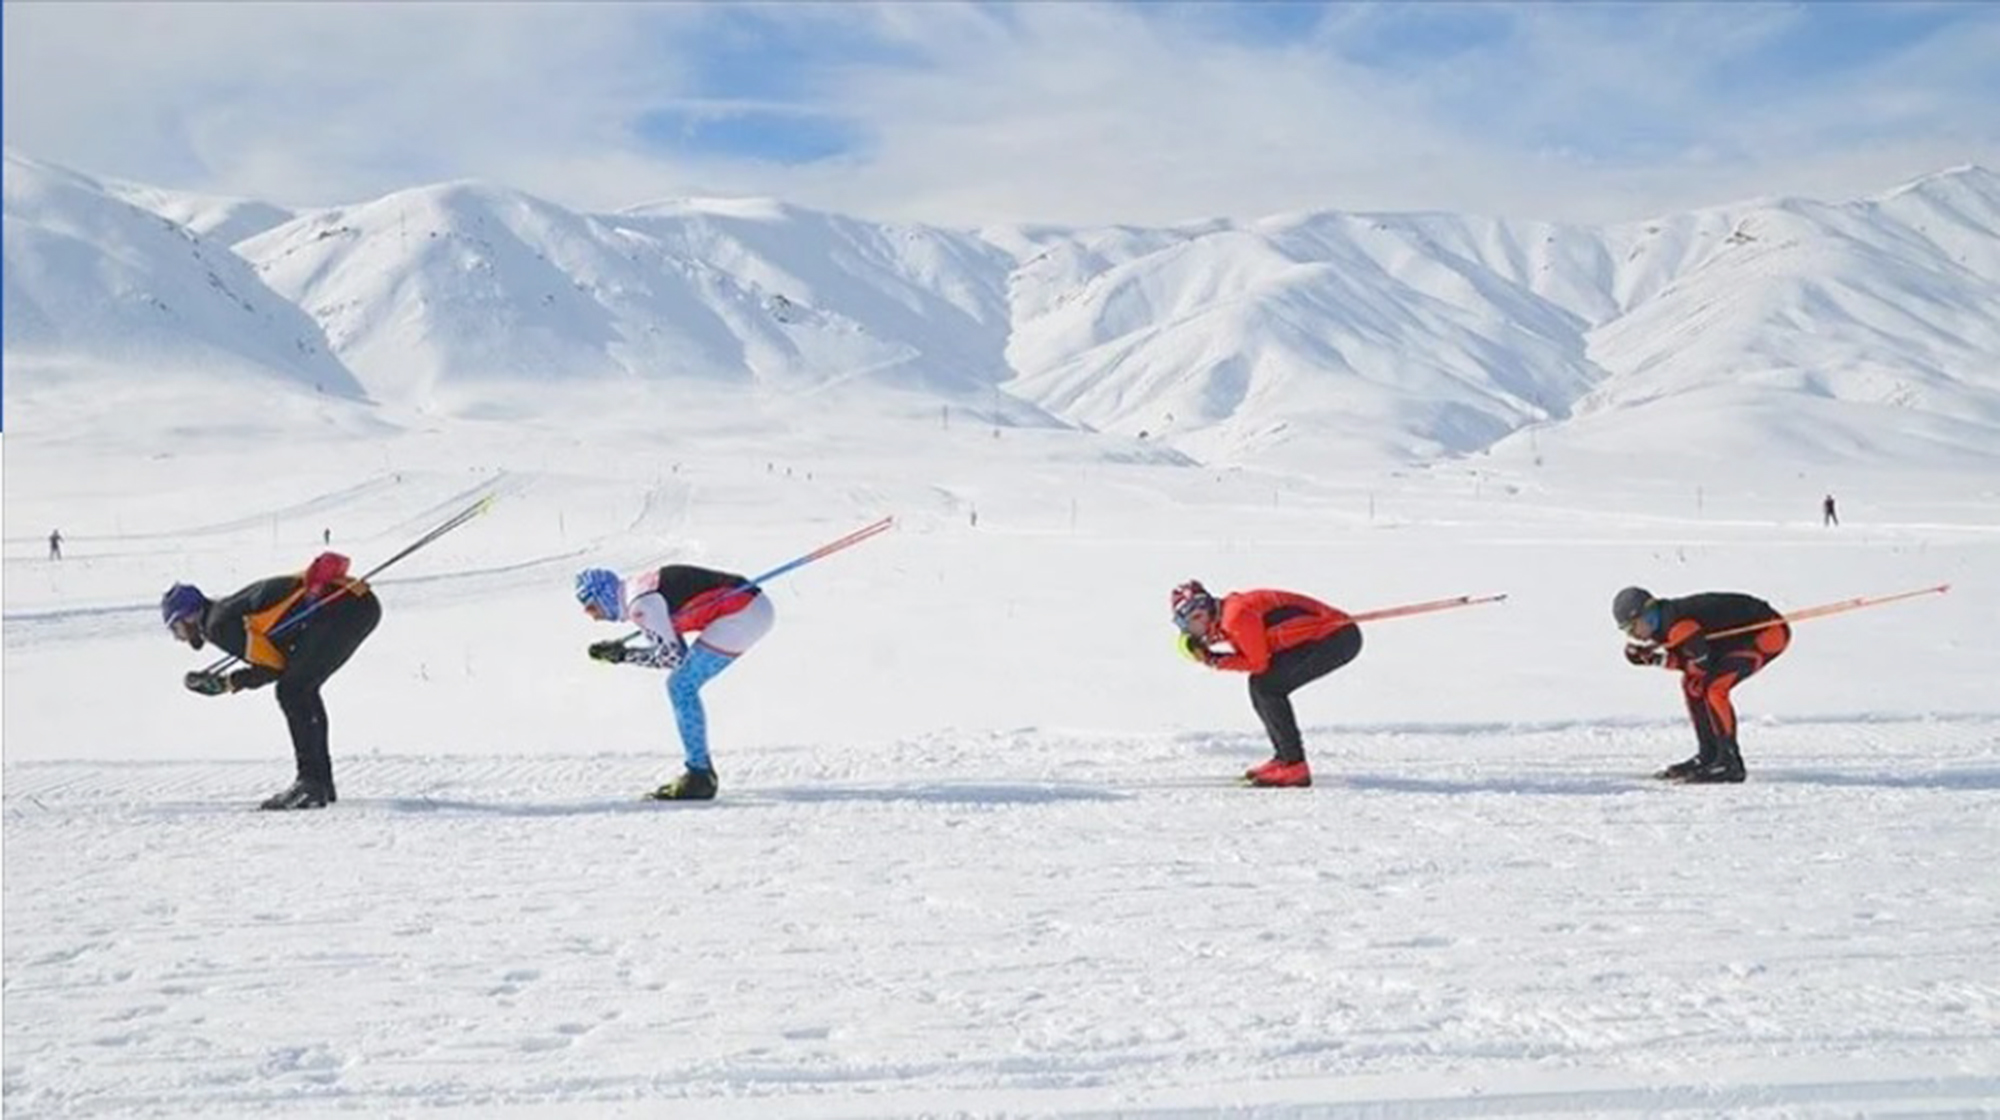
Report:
1705,583,1951,639
1350,593,1508,624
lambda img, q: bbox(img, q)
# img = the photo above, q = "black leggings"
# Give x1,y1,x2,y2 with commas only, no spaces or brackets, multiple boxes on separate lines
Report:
275,594,381,785
1248,626,1363,763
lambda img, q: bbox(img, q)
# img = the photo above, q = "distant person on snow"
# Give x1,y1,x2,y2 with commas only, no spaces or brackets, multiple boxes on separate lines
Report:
160,553,381,809
1612,586,1789,784
1171,580,1362,788
48,529,62,560
575,563,775,801
1822,494,1839,527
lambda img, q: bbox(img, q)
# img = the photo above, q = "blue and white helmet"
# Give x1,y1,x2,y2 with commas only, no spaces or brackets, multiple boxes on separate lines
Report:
574,568,625,621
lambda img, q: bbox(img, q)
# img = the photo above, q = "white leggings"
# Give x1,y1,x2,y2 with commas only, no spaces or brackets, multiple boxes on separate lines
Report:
695,592,775,655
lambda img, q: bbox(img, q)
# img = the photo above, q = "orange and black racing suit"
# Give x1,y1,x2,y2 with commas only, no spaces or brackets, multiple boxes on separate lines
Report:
1655,592,1790,771
200,573,382,793
1210,589,1363,764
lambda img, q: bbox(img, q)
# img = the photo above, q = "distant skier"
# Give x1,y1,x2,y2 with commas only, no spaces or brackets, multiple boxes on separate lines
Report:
1171,580,1362,787
575,563,775,801
1822,494,1839,527
160,553,381,809
1612,586,1790,784
47,529,61,560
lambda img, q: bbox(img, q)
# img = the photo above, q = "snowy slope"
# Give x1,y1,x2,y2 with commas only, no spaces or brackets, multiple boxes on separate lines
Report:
233,187,1046,420
1,151,362,403
4,386,1997,1117
998,168,2000,468
97,176,295,247
1550,168,2000,468
13,151,1995,471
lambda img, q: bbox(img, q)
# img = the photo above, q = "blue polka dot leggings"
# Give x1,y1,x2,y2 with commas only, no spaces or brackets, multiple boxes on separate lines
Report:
667,644,737,772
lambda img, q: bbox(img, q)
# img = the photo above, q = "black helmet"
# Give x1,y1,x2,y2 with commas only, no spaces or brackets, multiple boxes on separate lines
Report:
1611,586,1653,628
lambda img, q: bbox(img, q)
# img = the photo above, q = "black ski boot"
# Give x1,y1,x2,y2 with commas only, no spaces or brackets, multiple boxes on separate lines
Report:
646,767,718,802
1680,744,1745,784
260,779,333,810
1654,756,1703,781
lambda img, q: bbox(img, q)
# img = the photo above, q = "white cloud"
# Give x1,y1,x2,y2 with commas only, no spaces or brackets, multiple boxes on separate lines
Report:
5,1,1996,227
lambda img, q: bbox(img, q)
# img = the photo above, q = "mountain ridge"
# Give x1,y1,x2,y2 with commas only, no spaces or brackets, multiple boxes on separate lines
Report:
5,150,1996,469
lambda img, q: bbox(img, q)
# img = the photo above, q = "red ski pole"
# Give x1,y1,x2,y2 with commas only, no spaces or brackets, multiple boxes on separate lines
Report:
610,516,895,641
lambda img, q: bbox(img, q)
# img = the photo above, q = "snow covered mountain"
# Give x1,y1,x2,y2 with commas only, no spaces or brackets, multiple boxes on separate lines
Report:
6,151,1998,470
232,185,1037,418
1,151,361,403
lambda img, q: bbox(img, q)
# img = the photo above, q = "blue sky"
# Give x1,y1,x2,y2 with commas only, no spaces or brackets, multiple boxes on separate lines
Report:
5,2,1997,225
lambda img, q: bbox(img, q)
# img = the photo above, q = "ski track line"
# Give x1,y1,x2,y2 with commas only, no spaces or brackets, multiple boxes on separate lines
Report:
1,473,409,545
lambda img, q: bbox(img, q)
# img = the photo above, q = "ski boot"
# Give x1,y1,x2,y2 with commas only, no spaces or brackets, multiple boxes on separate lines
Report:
1679,745,1745,784
1244,756,1285,781
1653,756,1703,781
259,779,332,810
646,767,719,802
1246,759,1312,788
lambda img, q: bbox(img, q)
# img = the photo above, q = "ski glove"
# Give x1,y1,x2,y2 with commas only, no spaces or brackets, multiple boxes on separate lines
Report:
184,670,233,696
1623,643,1665,667
1178,633,1219,666
588,640,629,664
624,638,688,671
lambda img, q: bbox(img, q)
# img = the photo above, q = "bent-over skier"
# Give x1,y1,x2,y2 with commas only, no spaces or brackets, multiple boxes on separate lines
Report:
1172,579,1363,788
575,564,775,801
1613,585,1790,784
161,553,381,809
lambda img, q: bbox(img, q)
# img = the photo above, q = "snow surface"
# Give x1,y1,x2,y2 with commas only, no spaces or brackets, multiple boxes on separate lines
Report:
4,152,2000,1116
4,380,1998,1117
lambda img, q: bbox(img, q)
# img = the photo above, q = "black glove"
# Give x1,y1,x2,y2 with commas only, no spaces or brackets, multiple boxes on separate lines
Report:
1623,643,1665,667
588,640,629,664
184,670,232,696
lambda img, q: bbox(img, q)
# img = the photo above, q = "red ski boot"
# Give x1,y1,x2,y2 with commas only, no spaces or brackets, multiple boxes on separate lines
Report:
1245,759,1312,788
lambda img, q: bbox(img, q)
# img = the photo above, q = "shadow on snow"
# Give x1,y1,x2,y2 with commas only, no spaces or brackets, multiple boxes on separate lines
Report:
373,782,1125,815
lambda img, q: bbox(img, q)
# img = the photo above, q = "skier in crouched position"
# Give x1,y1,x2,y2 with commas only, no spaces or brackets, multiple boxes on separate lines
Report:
1172,580,1363,787
1613,586,1790,784
576,563,775,801
161,553,381,810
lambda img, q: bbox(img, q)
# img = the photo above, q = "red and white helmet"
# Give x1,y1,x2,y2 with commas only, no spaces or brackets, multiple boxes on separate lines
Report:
1171,580,1217,633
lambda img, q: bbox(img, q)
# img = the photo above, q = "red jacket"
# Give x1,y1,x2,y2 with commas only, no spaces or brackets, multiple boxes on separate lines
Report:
1212,589,1354,674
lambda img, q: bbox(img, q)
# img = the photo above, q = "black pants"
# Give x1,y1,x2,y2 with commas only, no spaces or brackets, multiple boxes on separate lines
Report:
276,594,381,787
1248,626,1363,763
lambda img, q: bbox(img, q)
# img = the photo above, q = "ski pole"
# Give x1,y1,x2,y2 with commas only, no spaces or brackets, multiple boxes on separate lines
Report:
1349,592,1508,624
1182,591,1505,661
609,516,895,642
1703,583,1951,640
200,492,498,673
